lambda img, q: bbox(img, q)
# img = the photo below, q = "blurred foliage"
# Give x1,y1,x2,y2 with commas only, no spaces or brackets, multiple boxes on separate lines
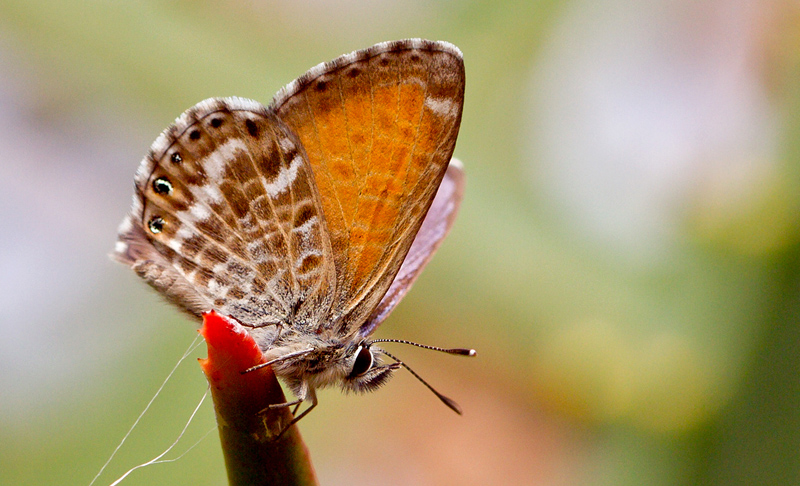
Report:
2,1,800,485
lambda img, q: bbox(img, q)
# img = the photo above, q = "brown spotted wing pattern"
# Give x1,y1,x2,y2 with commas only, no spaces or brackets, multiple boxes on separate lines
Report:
114,98,336,333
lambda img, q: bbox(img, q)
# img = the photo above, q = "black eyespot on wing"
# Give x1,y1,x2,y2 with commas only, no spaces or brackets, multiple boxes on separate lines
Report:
152,177,173,195
189,129,201,140
350,346,373,377
148,216,165,234
210,117,223,128
170,152,183,164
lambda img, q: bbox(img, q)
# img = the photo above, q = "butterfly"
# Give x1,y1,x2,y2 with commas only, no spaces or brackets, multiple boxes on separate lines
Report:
113,39,473,423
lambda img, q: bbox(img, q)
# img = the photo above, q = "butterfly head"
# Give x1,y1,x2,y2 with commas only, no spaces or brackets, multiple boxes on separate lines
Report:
342,342,401,394
264,339,400,397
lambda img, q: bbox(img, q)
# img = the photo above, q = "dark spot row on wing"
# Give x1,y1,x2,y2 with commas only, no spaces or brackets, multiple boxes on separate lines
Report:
144,106,273,236
270,39,463,110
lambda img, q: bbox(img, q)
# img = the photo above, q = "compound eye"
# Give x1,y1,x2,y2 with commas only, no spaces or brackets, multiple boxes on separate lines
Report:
350,345,373,377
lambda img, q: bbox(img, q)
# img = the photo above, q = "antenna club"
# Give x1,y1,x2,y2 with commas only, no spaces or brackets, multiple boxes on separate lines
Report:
369,339,477,358
440,395,464,415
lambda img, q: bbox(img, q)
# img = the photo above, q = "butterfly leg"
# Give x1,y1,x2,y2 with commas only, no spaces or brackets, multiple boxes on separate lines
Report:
263,389,318,439
238,320,284,347
259,397,302,415
260,322,284,347
272,323,284,346
240,320,282,331
283,389,317,434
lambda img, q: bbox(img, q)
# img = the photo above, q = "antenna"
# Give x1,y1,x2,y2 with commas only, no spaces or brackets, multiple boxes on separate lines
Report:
377,348,467,415
241,348,314,374
369,338,477,357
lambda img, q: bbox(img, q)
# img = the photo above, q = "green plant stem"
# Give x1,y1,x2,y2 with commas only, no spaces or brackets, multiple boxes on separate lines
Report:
198,311,318,486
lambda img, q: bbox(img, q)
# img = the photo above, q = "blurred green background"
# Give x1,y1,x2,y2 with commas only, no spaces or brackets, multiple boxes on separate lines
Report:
2,1,800,485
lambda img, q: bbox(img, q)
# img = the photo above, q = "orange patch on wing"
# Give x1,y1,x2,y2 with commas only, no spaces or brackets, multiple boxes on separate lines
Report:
272,44,464,324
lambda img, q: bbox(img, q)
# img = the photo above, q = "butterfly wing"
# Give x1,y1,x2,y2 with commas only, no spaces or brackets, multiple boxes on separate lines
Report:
114,97,336,329
357,158,464,336
271,39,465,333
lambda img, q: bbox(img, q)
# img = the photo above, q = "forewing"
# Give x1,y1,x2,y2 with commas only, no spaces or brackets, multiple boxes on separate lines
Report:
113,97,335,329
271,39,465,332
359,158,464,337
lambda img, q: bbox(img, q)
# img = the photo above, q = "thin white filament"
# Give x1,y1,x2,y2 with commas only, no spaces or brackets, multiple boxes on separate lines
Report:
107,388,210,486
136,425,216,466
89,334,204,486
